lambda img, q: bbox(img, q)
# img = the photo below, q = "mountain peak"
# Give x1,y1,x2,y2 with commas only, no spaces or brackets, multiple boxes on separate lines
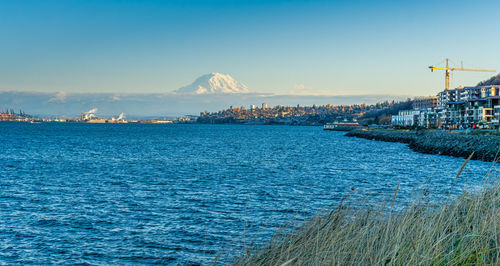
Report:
175,73,250,94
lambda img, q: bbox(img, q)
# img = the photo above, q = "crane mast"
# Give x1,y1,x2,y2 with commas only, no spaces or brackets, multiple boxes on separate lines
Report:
429,58,496,90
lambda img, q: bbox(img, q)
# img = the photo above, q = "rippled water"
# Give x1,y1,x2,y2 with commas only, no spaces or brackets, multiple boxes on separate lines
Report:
0,123,495,264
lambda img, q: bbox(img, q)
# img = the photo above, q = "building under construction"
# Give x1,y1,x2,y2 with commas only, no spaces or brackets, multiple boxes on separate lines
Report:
392,59,500,129
438,85,500,128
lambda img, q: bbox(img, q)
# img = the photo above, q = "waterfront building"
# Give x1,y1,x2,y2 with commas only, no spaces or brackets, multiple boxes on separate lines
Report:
391,110,420,127
438,85,500,128
416,108,440,128
392,108,440,128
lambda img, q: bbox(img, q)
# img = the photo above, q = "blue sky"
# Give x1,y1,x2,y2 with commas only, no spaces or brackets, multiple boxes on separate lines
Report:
1,0,499,96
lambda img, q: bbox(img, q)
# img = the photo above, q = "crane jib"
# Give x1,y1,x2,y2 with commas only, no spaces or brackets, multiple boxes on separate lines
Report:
429,58,496,90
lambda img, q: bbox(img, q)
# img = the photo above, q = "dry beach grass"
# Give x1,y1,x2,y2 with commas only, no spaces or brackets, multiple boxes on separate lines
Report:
233,154,500,265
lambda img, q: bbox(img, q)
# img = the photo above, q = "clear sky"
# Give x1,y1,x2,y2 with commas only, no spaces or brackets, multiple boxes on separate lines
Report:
1,0,499,96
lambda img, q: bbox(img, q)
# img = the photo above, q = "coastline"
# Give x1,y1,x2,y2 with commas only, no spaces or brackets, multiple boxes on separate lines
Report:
345,129,500,162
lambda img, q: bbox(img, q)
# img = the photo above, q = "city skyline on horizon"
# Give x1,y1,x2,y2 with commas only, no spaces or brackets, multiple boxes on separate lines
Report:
1,0,499,97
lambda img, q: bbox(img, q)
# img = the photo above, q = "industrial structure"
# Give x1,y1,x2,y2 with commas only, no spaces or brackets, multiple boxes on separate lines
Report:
81,108,128,123
392,59,499,129
0,109,30,121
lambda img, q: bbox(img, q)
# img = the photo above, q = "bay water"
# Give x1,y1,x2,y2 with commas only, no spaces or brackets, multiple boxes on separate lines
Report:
0,123,494,264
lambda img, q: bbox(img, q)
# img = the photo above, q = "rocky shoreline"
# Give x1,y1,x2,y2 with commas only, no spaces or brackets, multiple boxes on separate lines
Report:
345,129,500,162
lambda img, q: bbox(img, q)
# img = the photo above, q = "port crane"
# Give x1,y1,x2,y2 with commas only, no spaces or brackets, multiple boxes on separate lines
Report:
429,58,496,90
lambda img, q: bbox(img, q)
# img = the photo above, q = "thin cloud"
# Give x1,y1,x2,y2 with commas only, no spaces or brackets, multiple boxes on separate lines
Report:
288,84,333,96
48,91,68,103
110,94,121,101
293,84,314,91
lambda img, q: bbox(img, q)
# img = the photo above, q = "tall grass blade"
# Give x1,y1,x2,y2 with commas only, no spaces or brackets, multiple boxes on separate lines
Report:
456,151,475,178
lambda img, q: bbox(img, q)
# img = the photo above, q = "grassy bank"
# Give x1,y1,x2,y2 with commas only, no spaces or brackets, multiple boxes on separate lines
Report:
234,171,500,264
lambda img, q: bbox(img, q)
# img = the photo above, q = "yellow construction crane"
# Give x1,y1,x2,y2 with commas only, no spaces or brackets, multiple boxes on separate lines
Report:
429,58,496,90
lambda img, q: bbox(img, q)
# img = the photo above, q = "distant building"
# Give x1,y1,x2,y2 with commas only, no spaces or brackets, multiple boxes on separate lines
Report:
250,104,256,110
412,96,437,109
262,103,268,109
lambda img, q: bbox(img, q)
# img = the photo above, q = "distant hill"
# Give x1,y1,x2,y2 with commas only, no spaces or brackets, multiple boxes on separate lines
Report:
477,73,500,86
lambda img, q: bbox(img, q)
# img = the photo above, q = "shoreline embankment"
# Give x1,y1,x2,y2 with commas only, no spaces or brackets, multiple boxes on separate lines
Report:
345,129,500,162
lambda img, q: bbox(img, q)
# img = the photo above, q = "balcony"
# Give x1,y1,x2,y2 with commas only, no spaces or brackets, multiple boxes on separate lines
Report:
484,108,493,117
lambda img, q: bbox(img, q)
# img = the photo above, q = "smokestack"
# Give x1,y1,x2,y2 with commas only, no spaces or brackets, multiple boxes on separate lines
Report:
85,108,98,114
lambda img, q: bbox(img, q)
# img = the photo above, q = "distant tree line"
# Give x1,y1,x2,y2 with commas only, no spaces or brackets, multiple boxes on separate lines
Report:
477,73,500,86
357,99,413,125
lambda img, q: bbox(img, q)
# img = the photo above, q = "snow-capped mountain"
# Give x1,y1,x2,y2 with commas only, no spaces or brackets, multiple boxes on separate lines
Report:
175,72,250,94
